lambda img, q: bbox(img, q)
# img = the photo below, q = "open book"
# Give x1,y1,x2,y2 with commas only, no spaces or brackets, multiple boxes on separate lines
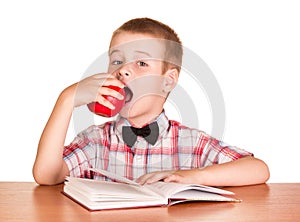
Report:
63,168,240,211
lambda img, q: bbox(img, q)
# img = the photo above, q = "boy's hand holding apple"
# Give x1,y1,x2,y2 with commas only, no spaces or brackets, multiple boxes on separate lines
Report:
72,73,126,115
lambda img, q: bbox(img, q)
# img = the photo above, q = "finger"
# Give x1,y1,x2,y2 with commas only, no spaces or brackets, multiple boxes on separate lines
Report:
145,173,167,184
100,86,124,100
136,173,154,185
164,174,182,183
101,77,125,89
143,171,174,184
89,73,125,89
96,95,115,110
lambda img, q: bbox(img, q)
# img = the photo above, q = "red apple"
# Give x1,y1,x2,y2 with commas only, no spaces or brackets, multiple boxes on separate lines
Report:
87,85,126,117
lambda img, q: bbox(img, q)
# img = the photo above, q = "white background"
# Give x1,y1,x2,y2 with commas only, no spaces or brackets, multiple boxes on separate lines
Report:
0,0,299,182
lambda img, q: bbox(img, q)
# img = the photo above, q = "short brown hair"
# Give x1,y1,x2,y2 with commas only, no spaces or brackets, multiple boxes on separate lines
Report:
110,17,183,72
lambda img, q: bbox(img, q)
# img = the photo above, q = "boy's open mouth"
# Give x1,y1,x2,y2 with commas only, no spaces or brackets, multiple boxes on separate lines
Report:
124,86,133,103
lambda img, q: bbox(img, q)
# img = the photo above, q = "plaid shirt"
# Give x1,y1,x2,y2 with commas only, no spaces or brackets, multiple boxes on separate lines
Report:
63,112,252,180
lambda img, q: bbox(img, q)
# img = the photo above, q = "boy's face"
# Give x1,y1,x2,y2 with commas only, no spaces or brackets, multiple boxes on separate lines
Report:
108,32,177,123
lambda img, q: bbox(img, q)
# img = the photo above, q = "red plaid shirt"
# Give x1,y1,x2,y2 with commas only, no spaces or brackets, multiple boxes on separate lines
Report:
63,112,252,180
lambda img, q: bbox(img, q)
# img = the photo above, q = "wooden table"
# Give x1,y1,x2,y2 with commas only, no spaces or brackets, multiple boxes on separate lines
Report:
1,182,299,221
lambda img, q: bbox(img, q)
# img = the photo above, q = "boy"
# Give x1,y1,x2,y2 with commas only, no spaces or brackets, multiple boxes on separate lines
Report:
33,18,270,186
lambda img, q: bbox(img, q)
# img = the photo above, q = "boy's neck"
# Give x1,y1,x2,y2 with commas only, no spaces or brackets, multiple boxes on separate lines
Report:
126,109,163,128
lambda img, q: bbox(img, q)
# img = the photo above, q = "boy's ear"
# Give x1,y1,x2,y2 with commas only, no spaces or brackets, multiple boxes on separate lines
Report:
163,68,179,93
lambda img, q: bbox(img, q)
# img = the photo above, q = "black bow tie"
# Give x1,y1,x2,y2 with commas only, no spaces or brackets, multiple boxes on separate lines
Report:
122,122,159,147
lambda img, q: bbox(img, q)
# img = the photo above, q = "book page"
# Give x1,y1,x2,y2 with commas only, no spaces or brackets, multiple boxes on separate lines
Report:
145,181,234,198
66,176,162,200
88,168,233,197
64,186,168,210
64,175,237,210
169,190,239,204
89,168,140,186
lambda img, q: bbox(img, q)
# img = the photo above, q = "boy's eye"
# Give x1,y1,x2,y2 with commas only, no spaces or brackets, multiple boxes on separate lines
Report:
137,61,148,67
112,60,123,65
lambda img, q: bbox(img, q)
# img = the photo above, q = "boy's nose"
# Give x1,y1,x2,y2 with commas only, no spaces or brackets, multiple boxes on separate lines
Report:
117,65,132,81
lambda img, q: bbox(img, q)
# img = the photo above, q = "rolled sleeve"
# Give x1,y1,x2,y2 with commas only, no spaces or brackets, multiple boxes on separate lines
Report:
63,128,97,178
197,133,253,167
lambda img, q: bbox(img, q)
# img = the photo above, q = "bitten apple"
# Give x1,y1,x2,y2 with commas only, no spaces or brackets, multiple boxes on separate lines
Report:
87,85,126,117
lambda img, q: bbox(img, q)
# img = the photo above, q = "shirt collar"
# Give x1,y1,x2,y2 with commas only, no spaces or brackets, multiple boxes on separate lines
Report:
115,111,170,143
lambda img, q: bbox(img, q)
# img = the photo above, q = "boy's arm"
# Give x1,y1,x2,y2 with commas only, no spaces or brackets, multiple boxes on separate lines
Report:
32,85,75,185
33,74,125,185
136,156,270,186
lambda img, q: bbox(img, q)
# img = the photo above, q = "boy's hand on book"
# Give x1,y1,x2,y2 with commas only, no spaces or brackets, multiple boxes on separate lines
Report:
72,73,125,108
136,169,202,185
